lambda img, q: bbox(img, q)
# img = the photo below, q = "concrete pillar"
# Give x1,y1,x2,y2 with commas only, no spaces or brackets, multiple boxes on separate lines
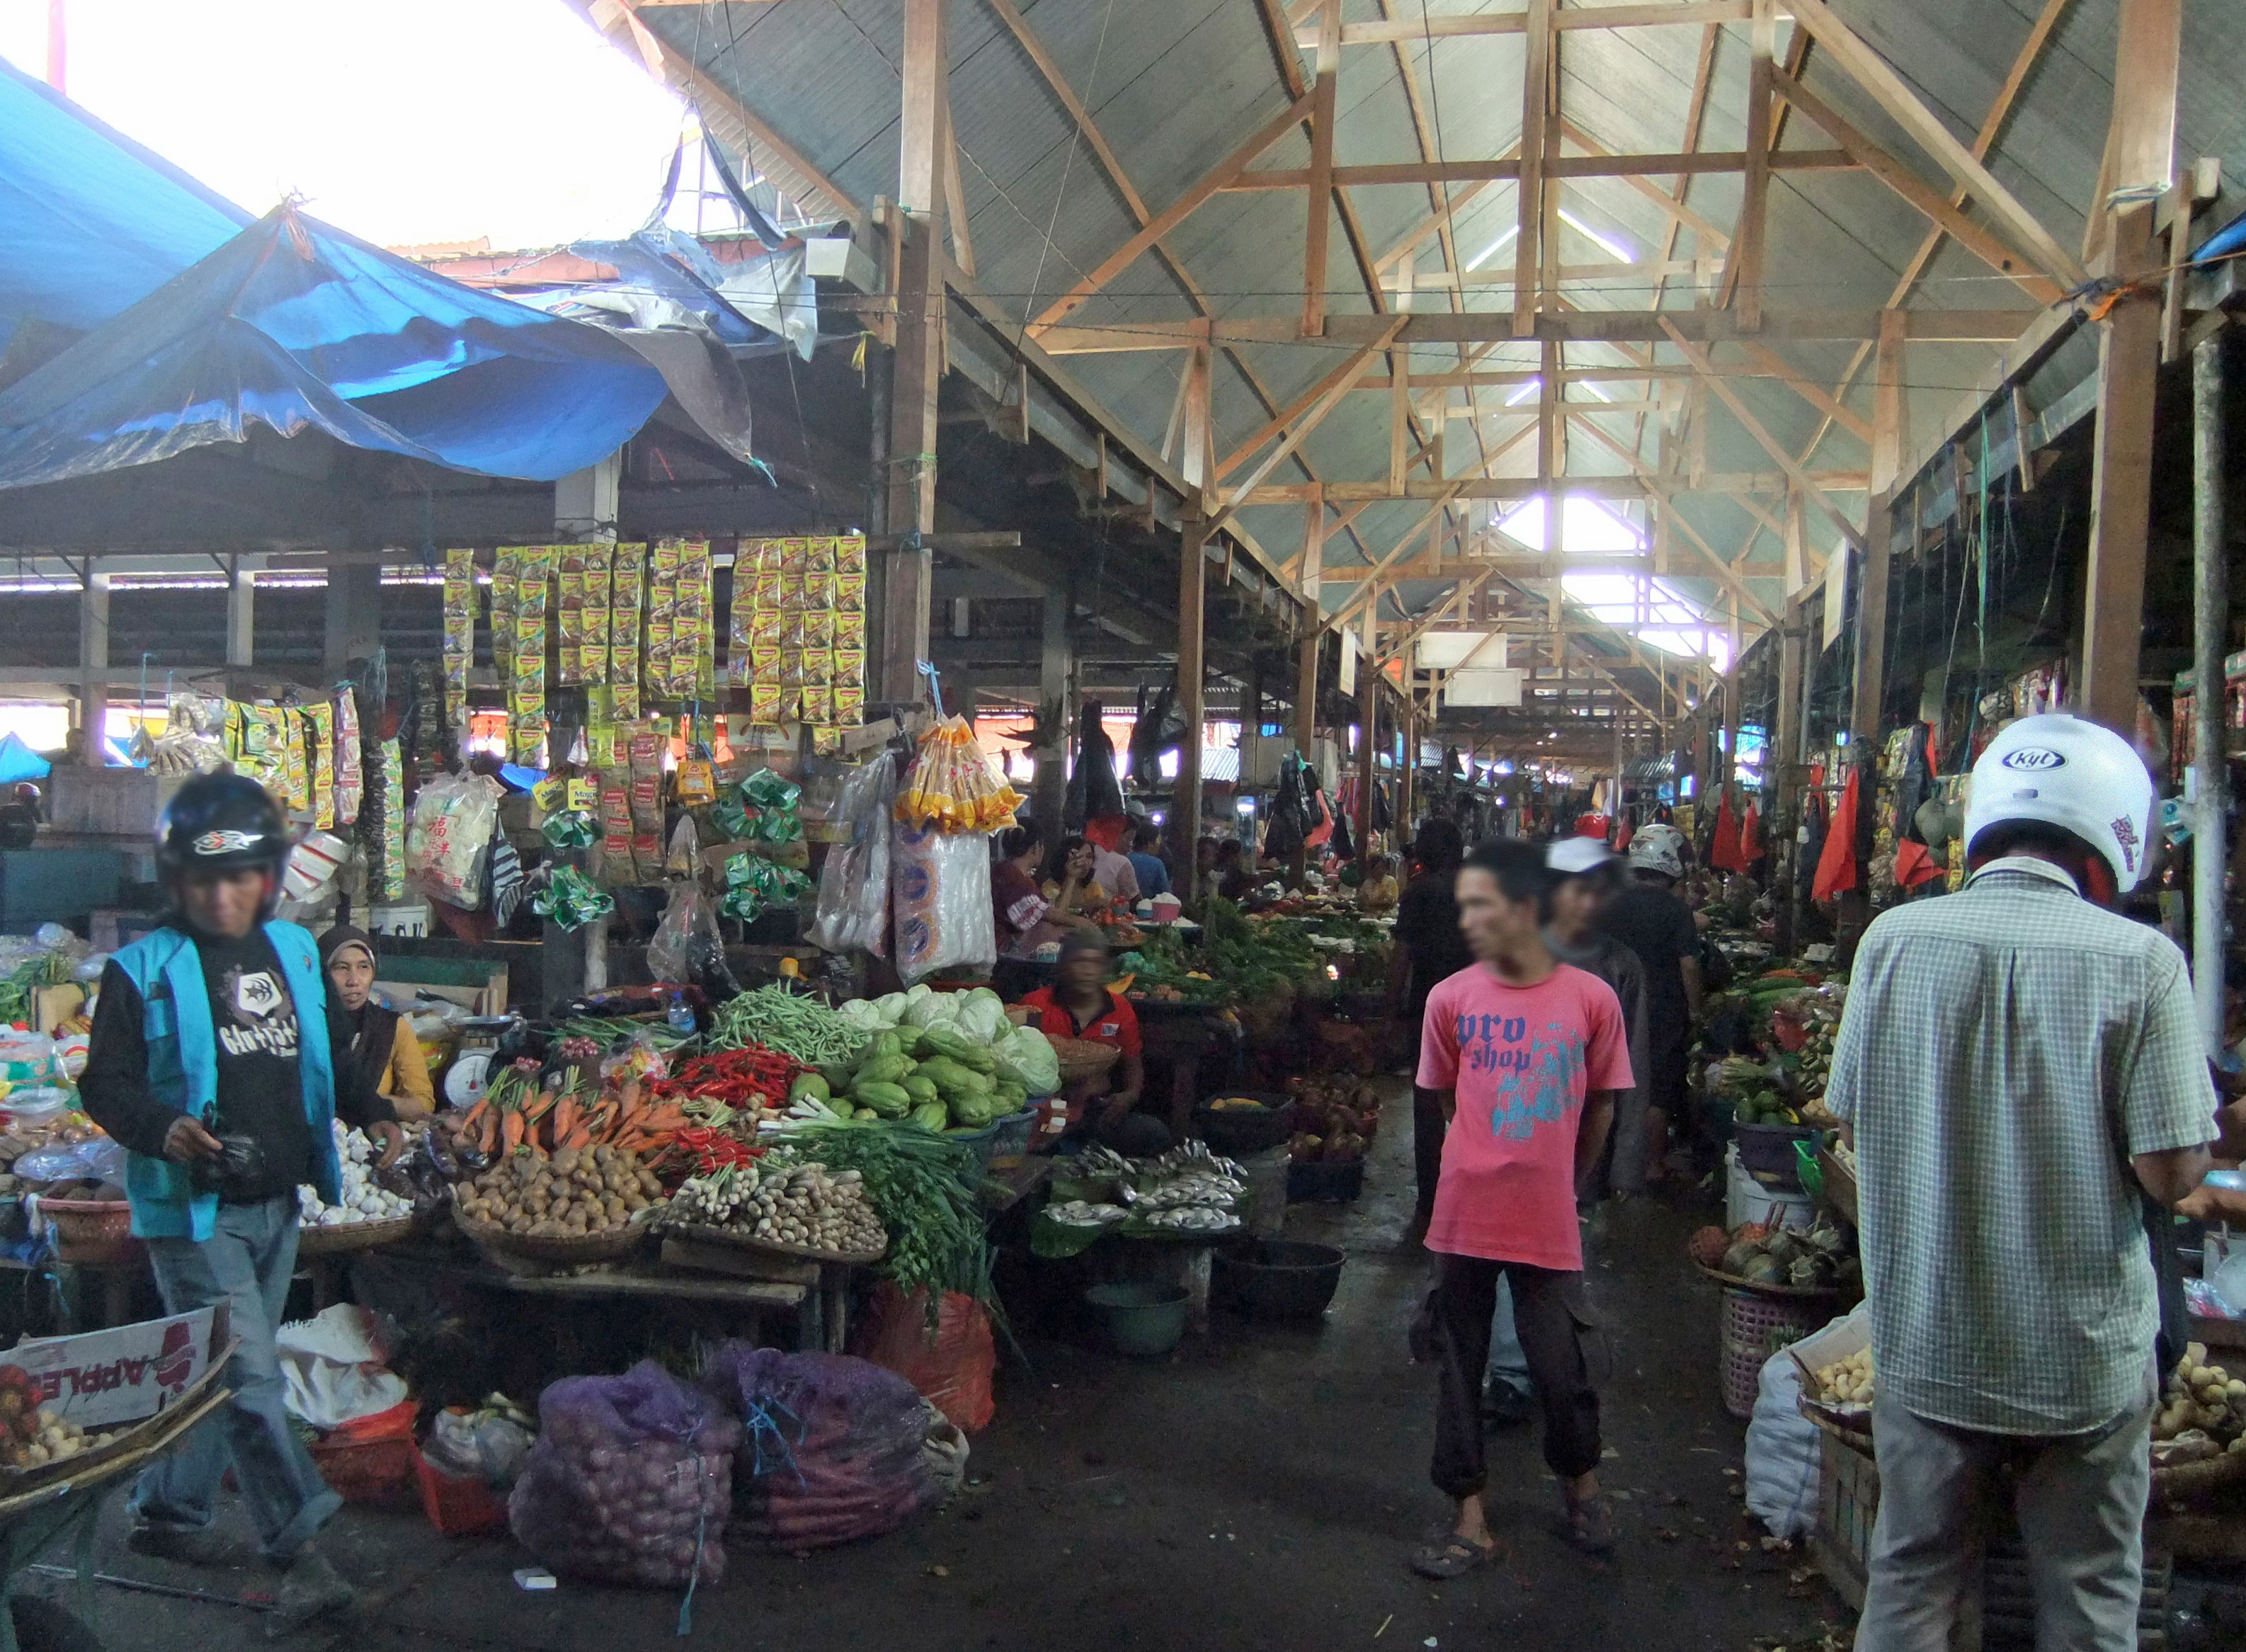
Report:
1033,592,1071,847
226,559,255,668
78,560,108,767
323,562,382,678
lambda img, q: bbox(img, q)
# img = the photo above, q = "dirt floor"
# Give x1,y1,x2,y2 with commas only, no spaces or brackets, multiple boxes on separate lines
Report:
22,1081,1853,1652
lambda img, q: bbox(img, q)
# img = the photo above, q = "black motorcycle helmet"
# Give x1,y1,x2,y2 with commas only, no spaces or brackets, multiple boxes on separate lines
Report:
156,773,292,884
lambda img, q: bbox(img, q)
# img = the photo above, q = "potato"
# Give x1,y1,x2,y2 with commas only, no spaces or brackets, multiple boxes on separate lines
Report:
639,1170,663,1197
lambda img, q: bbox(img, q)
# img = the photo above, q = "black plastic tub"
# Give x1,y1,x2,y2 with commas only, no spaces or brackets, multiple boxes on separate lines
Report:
1215,1240,1347,1320
1195,1091,1296,1157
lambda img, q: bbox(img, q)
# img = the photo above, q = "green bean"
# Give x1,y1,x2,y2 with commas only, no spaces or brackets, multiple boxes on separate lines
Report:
707,986,865,1066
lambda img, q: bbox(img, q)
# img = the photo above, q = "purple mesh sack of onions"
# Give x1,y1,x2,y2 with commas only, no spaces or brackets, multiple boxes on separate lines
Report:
508,1361,743,1588
703,1343,941,1552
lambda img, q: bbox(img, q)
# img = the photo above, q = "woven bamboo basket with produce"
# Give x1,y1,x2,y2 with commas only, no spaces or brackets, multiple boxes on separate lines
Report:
1049,1036,1121,1085
450,1143,667,1267
297,1211,423,1256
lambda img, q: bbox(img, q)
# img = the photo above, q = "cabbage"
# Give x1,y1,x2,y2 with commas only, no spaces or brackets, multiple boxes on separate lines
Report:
838,998,890,1032
905,983,933,1005
953,988,1008,1044
903,990,960,1029
874,992,911,1023
997,1025,1061,1095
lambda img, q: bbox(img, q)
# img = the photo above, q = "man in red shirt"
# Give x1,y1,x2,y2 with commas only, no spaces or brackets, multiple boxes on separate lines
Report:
1412,838,1632,1577
1015,933,1163,1155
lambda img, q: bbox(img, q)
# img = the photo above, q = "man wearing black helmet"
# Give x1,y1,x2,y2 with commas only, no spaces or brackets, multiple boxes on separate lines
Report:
79,773,400,1631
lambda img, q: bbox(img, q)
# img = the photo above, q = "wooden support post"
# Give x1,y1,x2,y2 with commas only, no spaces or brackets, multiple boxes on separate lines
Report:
1514,0,1551,337
1738,0,1775,331
1175,513,1208,901
1034,592,1071,848
2082,205,2160,731
226,559,255,669
1772,617,1805,952
78,560,108,768
323,561,382,677
1301,487,1326,600
1290,625,1320,887
881,0,949,703
1400,695,1417,840
1357,603,1379,858
1303,0,1341,336
2192,331,2227,1052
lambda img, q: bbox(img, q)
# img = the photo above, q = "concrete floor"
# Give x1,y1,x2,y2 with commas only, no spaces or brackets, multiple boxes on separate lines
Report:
24,1082,1848,1652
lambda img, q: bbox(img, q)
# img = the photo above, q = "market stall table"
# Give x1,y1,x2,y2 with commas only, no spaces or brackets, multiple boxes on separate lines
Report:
1130,1000,1238,1140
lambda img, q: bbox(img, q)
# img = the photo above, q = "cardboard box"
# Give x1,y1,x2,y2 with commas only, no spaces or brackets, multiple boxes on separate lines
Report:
3,1306,220,1428
30,984,84,1035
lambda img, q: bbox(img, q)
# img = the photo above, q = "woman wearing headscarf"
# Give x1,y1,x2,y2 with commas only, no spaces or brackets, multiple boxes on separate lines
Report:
317,927,435,1116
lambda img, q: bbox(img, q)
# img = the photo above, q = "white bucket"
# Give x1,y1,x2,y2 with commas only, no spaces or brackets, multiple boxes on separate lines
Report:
1726,1144,1814,1231
369,901,431,938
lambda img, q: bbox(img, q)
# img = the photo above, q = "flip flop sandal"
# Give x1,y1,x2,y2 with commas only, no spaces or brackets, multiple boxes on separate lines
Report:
1563,1493,1617,1556
1410,1533,1499,1580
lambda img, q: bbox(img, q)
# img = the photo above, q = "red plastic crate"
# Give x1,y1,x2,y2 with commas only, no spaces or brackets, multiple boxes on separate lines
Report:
414,1445,508,1537
307,1399,418,1504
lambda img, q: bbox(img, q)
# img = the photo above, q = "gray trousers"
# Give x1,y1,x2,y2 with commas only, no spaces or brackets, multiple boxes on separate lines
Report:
1855,1392,2152,1652
128,1197,340,1562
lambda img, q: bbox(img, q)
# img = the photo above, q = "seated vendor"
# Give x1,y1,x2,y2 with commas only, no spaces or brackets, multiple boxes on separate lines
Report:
319,925,436,1117
1357,853,1401,916
1017,932,1168,1157
991,825,1098,1000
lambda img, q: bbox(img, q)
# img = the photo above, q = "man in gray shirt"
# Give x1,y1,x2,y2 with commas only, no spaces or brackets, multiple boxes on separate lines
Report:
1826,715,2212,1651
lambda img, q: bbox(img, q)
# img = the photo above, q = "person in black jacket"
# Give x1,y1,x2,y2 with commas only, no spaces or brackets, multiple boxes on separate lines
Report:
1391,817,1471,1236
79,775,397,1633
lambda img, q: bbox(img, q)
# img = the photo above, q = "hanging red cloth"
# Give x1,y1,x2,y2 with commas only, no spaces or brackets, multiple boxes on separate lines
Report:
1812,769,1862,901
1614,816,1634,852
1709,793,1748,873
1892,837,1944,889
1738,802,1764,863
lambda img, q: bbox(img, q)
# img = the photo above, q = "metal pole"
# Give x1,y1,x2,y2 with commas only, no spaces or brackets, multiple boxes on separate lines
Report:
2192,333,2228,1056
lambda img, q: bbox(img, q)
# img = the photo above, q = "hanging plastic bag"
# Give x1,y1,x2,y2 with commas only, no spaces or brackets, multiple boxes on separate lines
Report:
666,813,700,879
719,853,810,924
851,1283,997,1432
890,823,995,984
649,883,719,984
405,772,503,909
532,865,615,931
275,1304,410,1430
810,756,896,956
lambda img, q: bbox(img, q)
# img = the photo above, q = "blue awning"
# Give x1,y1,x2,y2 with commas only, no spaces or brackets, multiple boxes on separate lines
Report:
0,59,249,349
0,206,673,489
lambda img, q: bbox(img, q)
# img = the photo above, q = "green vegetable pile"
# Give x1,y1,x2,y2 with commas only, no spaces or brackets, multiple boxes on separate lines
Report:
775,1122,993,1301
0,952,72,1029
803,1022,1027,1132
709,985,865,1066
1202,899,1323,1001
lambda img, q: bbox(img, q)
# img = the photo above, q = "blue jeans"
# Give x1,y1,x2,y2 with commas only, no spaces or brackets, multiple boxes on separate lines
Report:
129,1197,340,1562
1485,1275,1533,1400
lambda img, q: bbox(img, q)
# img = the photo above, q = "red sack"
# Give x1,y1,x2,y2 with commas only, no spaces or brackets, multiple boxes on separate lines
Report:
1708,794,1747,873
1738,802,1763,862
1812,769,1861,902
853,1283,996,1432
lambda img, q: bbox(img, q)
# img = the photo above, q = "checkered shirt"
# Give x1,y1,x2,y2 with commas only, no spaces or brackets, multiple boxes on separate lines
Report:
1823,858,2213,1433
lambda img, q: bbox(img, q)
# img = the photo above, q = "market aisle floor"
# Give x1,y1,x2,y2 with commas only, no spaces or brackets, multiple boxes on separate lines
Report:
44,1083,1843,1652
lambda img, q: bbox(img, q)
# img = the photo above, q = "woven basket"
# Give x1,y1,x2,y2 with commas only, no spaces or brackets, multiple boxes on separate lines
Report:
1718,1287,1832,1420
2152,1448,2246,1500
666,1221,885,1268
296,1212,422,1256
452,1206,653,1267
38,1197,142,1266
1692,1258,1846,1300
1049,1037,1121,1085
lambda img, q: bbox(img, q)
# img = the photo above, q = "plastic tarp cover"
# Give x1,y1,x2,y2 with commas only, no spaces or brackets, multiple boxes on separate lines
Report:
0,59,246,351
0,208,668,490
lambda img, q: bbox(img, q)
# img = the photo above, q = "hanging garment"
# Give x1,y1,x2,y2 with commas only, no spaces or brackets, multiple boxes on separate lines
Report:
1709,792,1748,873
1811,770,1861,902
1738,802,1764,865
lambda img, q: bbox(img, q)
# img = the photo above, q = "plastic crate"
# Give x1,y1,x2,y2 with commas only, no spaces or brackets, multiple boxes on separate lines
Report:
1717,1288,1828,1420
414,1445,509,1537
307,1400,418,1504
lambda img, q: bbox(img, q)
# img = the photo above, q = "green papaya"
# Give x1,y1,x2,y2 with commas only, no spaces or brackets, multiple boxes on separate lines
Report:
872,1030,903,1061
916,1056,993,1098
901,1073,940,1107
789,1073,832,1104
853,1107,879,1121
991,1076,1027,1111
818,1061,855,1093
908,1101,950,1132
855,1054,916,1088
891,1023,928,1058
850,1080,913,1117
947,1090,996,1129
922,1027,998,1074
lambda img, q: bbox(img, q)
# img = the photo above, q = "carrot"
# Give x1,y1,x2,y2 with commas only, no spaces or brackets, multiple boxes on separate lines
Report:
520,1089,557,1126
474,1106,499,1154
552,1095,578,1144
457,1096,491,1134
558,1124,592,1151
501,1110,525,1152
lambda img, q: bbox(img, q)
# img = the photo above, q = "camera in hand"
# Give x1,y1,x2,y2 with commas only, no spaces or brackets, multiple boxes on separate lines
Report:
187,1132,268,1196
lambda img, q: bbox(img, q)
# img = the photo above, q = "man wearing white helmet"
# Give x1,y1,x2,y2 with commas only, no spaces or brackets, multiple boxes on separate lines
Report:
1825,714,2213,1651
1598,825,1701,1180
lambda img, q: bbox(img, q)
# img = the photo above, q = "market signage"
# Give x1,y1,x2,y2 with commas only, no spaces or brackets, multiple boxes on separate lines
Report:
2,1307,216,1427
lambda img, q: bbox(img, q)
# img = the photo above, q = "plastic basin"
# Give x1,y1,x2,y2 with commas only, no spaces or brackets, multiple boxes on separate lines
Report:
1733,1122,1819,1181
1215,1240,1346,1320
1195,1092,1296,1156
1084,1281,1190,1357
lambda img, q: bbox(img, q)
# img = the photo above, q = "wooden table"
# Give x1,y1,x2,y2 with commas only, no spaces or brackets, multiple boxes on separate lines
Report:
1134,1003,1236,1139
401,1244,827,1351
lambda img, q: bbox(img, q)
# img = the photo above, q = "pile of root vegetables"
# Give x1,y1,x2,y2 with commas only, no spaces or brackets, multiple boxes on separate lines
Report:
457,1145,663,1240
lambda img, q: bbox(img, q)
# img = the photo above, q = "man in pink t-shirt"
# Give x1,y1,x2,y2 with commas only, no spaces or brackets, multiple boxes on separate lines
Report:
1410,838,1633,1578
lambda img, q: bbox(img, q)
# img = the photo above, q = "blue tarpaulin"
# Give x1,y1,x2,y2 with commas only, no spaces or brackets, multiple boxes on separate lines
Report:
0,59,247,349
0,207,671,489
0,60,712,489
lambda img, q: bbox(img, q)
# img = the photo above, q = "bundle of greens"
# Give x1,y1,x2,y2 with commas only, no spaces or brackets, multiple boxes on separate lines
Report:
775,1121,993,1302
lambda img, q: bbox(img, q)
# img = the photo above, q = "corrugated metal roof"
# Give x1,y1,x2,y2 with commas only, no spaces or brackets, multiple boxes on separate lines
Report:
638,0,2246,637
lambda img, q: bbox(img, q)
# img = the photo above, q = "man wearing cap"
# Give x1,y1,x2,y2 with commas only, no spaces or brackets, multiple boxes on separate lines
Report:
1828,715,2213,1651
79,774,401,1631
1598,826,1701,1179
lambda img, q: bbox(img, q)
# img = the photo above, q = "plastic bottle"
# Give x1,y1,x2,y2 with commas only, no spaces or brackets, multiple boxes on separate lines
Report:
666,993,695,1035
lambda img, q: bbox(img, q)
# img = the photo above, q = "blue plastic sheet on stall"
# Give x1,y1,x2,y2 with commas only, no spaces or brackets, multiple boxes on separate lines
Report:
0,206,671,489
0,736,51,786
